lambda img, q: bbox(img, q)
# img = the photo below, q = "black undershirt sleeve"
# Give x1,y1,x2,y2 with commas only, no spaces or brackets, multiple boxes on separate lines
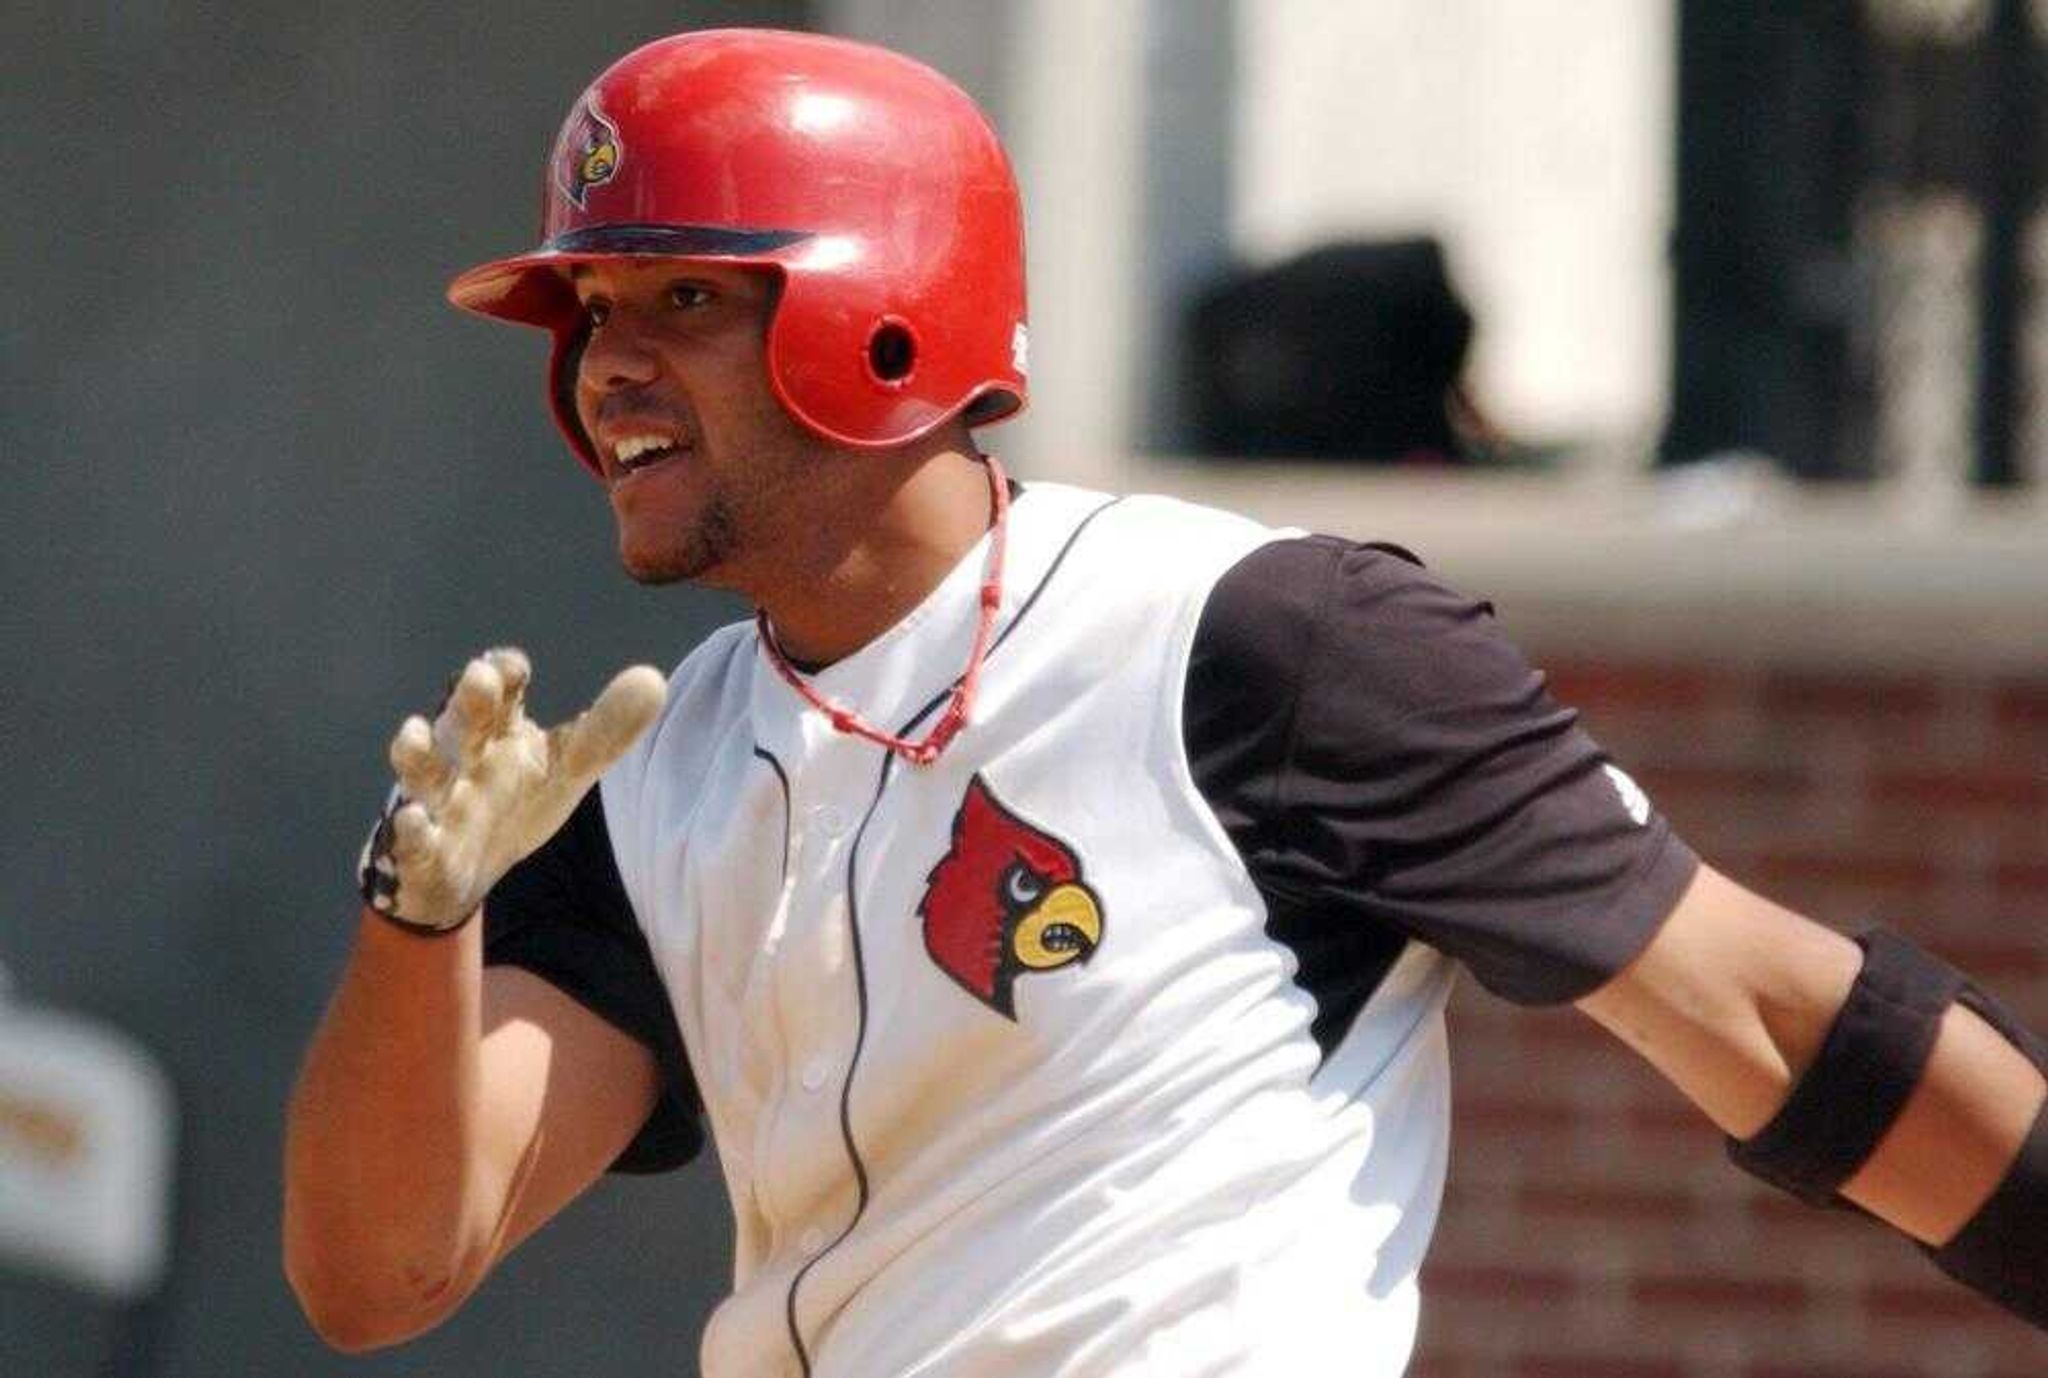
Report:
483,787,705,1174
1185,535,1700,1013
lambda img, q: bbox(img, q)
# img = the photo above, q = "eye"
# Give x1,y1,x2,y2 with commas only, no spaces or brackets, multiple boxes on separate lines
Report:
581,297,611,329
669,283,713,310
1002,862,1045,908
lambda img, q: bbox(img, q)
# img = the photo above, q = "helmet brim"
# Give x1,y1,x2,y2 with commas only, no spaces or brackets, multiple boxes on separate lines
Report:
447,226,813,327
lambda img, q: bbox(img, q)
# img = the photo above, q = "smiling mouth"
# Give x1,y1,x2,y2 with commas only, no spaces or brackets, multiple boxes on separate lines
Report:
610,432,692,480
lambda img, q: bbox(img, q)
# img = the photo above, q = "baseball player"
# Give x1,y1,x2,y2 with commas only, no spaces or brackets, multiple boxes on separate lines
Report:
282,29,2046,1377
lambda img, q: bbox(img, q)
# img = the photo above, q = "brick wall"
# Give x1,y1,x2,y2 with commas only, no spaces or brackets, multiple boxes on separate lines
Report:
1410,662,2048,1378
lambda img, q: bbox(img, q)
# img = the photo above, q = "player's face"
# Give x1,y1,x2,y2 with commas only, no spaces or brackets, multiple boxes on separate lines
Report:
569,260,824,588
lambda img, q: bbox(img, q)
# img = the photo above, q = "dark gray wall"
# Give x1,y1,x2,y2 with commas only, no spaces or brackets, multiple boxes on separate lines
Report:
1,4,809,1374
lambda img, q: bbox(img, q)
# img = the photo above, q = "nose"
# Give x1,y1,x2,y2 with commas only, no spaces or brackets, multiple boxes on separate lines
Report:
576,311,660,392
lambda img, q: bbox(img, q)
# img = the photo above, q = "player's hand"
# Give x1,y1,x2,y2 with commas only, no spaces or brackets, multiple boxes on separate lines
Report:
356,648,667,933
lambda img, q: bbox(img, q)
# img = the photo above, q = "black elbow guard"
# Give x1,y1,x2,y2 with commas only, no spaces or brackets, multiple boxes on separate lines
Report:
1725,930,1961,1204
1725,928,2046,1330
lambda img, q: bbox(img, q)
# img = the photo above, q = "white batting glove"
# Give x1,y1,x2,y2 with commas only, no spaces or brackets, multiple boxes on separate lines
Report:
356,647,667,933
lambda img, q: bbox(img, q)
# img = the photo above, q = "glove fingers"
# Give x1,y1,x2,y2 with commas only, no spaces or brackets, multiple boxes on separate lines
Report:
484,646,532,721
389,715,455,803
365,653,644,933
441,657,507,767
549,665,667,783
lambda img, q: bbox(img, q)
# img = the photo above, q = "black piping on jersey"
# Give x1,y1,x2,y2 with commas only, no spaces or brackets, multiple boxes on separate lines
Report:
751,745,793,884
782,495,1125,1377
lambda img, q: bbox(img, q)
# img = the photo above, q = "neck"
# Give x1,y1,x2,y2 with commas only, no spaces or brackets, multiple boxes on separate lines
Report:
748,441,998,666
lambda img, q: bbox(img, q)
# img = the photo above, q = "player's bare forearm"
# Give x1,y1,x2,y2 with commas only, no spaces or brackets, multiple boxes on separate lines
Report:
285,916,665,1352
1578,863,2045,1245
283,908,499,1350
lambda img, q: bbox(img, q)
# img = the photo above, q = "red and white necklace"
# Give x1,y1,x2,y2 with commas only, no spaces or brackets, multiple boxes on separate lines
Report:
757,455,1010,767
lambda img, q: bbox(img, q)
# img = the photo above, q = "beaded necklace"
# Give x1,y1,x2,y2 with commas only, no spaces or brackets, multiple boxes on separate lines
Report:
757,454,1009,766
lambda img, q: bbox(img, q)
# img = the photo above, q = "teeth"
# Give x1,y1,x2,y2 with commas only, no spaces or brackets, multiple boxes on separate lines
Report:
613,433,680,465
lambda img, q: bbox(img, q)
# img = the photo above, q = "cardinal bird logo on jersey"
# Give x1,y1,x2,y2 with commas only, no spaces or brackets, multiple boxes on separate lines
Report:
554,95,622,209
919,776,1104,1019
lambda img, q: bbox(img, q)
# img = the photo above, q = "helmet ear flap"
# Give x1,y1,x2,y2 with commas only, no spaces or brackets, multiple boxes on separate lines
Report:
763,268,959,448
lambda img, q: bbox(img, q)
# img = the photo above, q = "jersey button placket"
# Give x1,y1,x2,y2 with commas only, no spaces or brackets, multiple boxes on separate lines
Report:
758,762,862,1269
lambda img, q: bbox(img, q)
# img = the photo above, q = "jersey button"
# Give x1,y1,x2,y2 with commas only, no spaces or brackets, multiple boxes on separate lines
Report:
811,803,849,837
799,1227,826,1255
800,1058,830,1092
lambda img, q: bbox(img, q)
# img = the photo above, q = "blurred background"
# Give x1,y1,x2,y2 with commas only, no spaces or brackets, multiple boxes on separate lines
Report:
1,1,2041,1375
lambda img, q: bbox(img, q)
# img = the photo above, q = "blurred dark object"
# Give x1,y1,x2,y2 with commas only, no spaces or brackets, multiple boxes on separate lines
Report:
1666,0,2042,485
1183,238,1485,463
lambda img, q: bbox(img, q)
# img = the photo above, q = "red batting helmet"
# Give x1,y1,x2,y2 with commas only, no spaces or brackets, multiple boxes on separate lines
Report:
446,29,1029,474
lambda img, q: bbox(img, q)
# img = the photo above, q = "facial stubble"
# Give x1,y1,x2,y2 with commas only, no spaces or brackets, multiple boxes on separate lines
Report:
620,420,813,588
620,483,742,585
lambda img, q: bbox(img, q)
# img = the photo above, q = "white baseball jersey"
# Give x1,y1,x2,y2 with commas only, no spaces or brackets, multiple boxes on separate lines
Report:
486,481,1697,1377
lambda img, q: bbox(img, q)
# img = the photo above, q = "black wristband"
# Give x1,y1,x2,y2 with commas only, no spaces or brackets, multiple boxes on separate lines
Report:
1926,1096,2048,1331
1727,928,1964,1205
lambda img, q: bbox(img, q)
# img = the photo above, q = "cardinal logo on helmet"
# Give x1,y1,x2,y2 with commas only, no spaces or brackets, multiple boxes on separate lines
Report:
919,776,1104,1019
555,95,622,209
